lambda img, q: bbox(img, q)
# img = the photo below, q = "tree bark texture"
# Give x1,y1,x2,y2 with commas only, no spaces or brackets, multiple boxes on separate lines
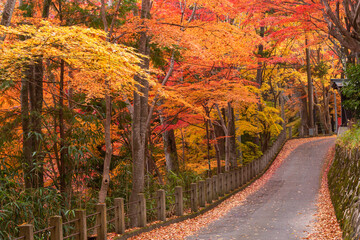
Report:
209,120,222,174
280,92,285,127
160,115,179,173
129,0,151,227
305,36,314,129
215,103,237,171
163,128,179,173
256,26,265,86
21,60,44,188
0,0,16,39
98,94,112,203
227,103,237,169
21,75,32,189
213,122,225,158
58,60,72,199
97,0,124,203
321,0,360,53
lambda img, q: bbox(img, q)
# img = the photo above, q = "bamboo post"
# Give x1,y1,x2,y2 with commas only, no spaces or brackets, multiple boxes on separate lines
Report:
96,203,107,240
241,167,245,185
252,161,256,177
288,126,292,139
225,172,228,192
259,158,262,173
137,193,147,227
19,224,33,240
265,153,269,166
233,171,237,189
114,198,125,234
243,165,246,183
75,210,87,240
234,170,238,189
229,171,233,190
190,183,198,212
219,173,224,196
228,172,232,192
198,180,206,207
250,161,254,179
254,159,257,178
49,216,63,240
175,186,183,216
206,178,212,203
157,189,166,221
212,175,218,200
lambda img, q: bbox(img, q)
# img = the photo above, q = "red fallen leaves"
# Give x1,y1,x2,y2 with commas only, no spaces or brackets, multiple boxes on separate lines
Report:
305,146,343,240
116,137,334,240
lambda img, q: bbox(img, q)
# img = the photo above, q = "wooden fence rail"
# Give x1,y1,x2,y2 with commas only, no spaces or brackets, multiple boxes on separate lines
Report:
14,128,289,240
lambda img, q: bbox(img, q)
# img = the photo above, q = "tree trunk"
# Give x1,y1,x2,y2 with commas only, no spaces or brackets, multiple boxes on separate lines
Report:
0,0,16,40
215,104,229,171
324,90,332,134
21,73,32,189
160,115,179,173
180,127,186,168
209,120,222,174
256,26,265,86
213,122,225,158
18,0,49,189
97,0,125,203
300,92,309,136
227,102,237,169
305,36,314,129
59,60,71,197
129,0,151,227
98,94,112,203
27,60,44,188
163,128,179,173
205,117,211,176
280,92,285,127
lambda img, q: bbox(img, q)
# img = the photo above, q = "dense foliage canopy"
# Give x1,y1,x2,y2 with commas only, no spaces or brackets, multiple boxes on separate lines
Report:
0,0,349,237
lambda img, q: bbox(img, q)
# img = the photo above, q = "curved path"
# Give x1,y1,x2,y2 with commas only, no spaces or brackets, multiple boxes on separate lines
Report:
187,138,335,240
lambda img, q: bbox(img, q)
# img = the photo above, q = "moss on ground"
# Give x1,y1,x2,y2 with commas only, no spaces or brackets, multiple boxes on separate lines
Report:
328,131,360,239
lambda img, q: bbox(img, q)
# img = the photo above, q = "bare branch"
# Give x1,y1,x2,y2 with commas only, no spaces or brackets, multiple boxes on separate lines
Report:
145,53,175,129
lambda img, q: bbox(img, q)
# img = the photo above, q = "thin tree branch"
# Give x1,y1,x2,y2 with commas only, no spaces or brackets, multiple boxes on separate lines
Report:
145,53,175,129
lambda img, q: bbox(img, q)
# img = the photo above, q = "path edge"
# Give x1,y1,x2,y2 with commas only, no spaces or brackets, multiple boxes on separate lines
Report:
115,139,288,240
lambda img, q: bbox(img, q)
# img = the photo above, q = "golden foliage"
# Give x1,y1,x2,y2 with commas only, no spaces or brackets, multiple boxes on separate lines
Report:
0,21,150,98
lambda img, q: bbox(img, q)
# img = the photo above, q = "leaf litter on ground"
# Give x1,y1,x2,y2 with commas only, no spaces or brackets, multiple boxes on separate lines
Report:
109,136,335,240
304,145,342,240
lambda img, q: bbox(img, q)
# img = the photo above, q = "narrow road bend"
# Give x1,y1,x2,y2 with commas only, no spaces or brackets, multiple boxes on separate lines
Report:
187,137,335,240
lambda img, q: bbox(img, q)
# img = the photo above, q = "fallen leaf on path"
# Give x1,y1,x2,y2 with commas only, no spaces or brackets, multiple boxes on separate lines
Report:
121,137,334,240
305,145,342,240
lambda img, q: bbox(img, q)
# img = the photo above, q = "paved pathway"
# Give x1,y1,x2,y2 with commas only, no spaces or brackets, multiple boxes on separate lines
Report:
187,138,335,240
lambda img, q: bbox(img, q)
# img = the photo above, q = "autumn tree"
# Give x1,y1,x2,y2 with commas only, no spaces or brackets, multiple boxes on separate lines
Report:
0,20,146,193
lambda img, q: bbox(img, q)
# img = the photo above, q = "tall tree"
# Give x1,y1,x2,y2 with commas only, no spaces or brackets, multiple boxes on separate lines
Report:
160,115,179,173
0,0,16,39
321,0,360,53
129,0,151,227
305,36,315,130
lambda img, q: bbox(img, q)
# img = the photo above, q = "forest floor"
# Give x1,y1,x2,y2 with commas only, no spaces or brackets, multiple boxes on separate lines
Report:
113,136,341,240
